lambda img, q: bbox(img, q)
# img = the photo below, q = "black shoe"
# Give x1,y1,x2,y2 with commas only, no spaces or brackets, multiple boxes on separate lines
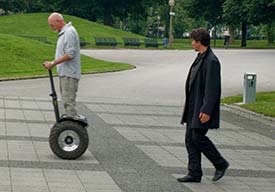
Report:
212,162,229,181
177,175,201,183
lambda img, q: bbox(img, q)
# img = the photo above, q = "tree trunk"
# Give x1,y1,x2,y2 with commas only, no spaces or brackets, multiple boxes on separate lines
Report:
229,26,235,43
213,25,217,47
241,21,247,47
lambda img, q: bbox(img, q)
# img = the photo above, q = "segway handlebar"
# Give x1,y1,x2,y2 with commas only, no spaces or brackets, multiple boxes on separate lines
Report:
48,69,60,122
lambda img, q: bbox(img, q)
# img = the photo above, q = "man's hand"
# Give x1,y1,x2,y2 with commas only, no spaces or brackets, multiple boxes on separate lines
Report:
43,61,54,70
199,112,210,123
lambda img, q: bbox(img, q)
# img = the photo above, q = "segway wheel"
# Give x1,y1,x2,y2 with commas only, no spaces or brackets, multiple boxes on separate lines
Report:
49,120,89,159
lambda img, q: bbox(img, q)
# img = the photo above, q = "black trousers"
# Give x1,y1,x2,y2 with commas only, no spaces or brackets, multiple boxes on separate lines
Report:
185,124,227,178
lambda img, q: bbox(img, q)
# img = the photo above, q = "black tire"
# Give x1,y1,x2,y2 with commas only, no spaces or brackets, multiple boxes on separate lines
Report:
49,120,89,160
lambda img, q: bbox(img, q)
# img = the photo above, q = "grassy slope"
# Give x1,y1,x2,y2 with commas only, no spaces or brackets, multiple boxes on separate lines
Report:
0,33,134,79
0,13,137,79
0,13,143,45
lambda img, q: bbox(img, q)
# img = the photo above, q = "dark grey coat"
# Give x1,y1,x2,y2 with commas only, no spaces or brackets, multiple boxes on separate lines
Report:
181,47,221,129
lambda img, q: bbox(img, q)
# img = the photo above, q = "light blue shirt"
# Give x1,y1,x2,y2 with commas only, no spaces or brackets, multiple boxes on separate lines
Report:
56,22,81,80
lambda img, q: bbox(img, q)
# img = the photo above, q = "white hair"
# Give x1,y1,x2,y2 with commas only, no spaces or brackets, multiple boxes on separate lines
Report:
49,12,64,20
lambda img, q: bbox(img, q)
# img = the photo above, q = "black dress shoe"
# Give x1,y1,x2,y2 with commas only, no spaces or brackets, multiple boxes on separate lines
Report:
212,162,229,181
177,175,201,183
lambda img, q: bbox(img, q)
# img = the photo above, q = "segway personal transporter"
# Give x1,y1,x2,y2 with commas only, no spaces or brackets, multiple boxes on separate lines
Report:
47,69,89,159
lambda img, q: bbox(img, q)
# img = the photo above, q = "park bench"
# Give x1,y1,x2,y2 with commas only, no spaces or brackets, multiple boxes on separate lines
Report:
144,38,159,48
94,37,118,47
79,37,89,48
122,37,141,47
20,35,50,44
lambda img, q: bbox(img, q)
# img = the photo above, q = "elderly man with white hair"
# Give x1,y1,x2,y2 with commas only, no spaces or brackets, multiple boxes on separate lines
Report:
44,12,81,118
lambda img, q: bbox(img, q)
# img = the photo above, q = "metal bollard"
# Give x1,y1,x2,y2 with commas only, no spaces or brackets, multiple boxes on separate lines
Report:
243,72,256,104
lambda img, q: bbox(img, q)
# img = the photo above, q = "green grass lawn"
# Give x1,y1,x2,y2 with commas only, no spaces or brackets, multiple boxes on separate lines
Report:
222,91,275,117
0,33,134,80
0,13,144,47
171,38,275,50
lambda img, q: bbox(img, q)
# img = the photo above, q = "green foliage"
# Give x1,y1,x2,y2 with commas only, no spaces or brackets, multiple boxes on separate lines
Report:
247,0,275,25
184,0,225,28
174,0,197,38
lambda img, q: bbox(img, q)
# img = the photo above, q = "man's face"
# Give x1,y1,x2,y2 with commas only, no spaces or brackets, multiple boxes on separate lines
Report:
48,18,62,32
191,39,201,52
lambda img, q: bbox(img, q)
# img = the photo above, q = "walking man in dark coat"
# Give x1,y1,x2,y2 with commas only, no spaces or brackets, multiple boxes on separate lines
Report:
177,28,229,183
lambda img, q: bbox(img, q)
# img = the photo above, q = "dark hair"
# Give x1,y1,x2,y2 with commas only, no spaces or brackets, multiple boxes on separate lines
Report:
190,28,210,46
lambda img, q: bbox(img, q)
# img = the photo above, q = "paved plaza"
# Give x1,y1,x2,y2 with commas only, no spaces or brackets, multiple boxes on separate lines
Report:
0,96,274,192
0,49,275,191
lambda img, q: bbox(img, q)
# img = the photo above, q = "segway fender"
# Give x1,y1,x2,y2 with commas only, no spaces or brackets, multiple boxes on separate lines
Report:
59,116,88,127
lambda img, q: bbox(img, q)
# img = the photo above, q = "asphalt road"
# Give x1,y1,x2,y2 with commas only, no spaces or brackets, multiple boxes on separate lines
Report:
1,49,274,104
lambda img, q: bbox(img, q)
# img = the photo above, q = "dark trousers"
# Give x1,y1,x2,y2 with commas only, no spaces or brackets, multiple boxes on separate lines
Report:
185,124,227,178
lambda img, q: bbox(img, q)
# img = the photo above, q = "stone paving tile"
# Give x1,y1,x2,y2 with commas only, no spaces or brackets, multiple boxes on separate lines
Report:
114,127,151,142
137,144,275,171
208,130,275,147
137,145,184,167
0,167,122,192
76,171,122,191
36,101,54,110
115,127,184,143
11,168,47,186
5,96,19,100
97,114,125,124
0,98,4,108
0,109,4,121
87,103,181,116
0,167,10,186
172,174,265,192
4,100,21,108
5,109,25,121
44,169,85,190
114,125,275,147
220,121,244,130
41,111,56,122
0,121,5,135
20,100,40,110
28,123,50,138
113,114,180,127
23,110,45,121
86,104,106,112
7,140,38,161
5,122,30,137
0,140,8,160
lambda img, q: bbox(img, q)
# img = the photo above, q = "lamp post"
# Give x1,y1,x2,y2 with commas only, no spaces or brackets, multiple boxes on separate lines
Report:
168,0,175,48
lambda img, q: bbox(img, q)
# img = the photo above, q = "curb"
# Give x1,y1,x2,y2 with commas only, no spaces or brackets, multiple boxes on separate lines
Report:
221,103,275,128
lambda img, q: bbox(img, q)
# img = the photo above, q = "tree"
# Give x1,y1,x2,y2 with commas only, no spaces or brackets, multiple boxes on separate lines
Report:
0,0,28,14
184,0,225,46
223,0,251,47
247,0,275,45
173,0,207,38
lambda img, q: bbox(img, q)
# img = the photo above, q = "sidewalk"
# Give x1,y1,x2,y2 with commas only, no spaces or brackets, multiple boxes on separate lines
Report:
0,96,275,192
